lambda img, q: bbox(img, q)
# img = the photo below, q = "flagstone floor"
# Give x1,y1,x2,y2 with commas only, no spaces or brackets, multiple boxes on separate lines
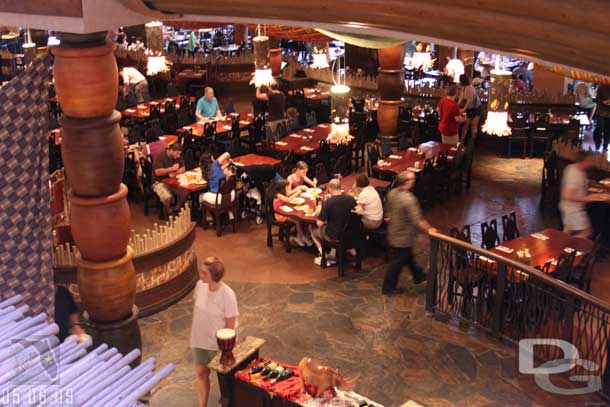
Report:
132,141,610,407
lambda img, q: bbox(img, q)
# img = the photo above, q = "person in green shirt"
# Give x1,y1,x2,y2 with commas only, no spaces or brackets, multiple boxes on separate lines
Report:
196,87,221,121
383,171,437,295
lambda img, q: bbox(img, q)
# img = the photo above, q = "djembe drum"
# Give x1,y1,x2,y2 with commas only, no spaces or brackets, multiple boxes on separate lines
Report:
216,328,236,366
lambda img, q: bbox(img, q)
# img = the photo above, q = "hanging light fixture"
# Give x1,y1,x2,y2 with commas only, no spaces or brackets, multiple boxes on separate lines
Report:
310,42,330,69
482,56,512,137
145,21,169,76
22,29,36,67
250,25,275,87
328,53,353,144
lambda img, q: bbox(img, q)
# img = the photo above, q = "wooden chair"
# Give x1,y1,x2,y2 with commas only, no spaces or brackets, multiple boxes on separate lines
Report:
480,219,501,250
380,138,393,158
545,251,576,283
501,211,520,241
540,151,560,212
529,113,551,157
314,162,330,186
265,183,295,252
366,143,381,178
567,236,601,292
507,113,530,158
320,212,365,276
448,143,466,194
201,176,238,237
351,126,366,169
139,156,165,219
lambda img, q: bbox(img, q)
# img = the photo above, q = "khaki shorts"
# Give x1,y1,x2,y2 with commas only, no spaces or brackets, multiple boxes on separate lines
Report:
441,134,459,145
314,224,337,242
193,348,217,366
153,182,173,206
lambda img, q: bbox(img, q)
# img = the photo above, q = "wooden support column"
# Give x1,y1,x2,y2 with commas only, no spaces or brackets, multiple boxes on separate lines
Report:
52,31,141,363
458,49,475,78
377,43,405,145
234,24,247,45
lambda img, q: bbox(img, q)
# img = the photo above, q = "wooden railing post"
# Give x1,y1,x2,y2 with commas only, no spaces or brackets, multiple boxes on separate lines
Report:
426,238,439,312
491,263,507,336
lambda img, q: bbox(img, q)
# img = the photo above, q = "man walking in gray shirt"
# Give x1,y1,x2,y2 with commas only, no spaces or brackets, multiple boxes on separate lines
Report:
383,171,436,295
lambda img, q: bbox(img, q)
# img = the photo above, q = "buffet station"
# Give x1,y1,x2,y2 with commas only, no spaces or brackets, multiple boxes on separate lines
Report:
208,331,410,407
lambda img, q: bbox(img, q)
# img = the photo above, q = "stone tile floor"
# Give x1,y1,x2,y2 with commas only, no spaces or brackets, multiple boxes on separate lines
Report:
137,143,610,406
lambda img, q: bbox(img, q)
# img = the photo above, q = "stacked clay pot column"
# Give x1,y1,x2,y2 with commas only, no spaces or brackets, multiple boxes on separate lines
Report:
53,31,141,362
377,44,405,145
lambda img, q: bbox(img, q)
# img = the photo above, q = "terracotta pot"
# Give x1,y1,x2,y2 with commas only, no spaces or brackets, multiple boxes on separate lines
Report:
269,48,282,77
377,100,401,136
52,42,118,118
377,69,405,100
69,184,131,262
60,110,124,197
378,44,405,70
77,246,136,322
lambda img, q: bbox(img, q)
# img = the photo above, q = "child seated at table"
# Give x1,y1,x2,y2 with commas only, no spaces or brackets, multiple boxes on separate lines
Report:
287,161,317,195
273,179,313,247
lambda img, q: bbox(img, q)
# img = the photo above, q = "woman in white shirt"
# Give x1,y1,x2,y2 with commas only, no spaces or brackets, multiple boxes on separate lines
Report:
353,174,384,230
190,257,238,407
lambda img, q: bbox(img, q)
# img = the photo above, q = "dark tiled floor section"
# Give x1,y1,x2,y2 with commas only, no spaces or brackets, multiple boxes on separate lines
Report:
136,144,610,406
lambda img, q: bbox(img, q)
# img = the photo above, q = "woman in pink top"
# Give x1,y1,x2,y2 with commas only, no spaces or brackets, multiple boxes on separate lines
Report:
287,161,317,195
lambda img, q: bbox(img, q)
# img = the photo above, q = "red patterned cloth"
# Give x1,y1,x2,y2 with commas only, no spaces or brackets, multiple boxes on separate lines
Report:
236,359,316,402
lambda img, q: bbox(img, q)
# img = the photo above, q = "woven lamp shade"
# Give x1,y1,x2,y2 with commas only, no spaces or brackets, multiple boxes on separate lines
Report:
253,35,271,70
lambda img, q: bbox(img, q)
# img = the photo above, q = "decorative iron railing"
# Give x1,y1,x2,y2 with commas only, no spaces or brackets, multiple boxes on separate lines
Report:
426,231,610,399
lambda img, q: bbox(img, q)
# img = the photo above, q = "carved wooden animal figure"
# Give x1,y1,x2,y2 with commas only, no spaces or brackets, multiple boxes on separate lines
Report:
298,357,358,398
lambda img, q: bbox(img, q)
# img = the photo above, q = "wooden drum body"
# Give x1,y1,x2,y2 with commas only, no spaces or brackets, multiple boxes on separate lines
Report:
217,328,236,366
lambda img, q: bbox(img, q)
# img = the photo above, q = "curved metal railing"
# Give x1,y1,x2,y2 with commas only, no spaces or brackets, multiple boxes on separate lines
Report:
426,230,610,398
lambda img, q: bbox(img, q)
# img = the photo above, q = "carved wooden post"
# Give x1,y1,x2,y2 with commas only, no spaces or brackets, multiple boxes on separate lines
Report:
377,43,405,146
52,31,141,363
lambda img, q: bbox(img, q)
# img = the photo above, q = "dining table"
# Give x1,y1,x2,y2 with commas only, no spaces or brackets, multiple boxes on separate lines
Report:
162,168,207,192
273,123,333,155
488,228,593,272
177,112,254,136
274,175,384,224
374,141,456,175
120,96,190,120
303,87,331,101
177,69,207,81
233,154,281,167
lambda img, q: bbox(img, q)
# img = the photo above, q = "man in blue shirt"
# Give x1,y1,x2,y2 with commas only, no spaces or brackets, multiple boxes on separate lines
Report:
196,86,221,121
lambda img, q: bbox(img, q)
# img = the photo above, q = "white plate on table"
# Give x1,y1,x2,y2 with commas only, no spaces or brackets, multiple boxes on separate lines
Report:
290,197,305,205
300,146,314,151
279,205,294,212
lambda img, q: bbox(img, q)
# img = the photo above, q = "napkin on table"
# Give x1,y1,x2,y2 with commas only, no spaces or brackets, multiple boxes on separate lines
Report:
300,146,314,151
495,245,514,254
388,155,403,159
303,129,315,133
275,141,288,146
279,205,293,212
531,233,549,240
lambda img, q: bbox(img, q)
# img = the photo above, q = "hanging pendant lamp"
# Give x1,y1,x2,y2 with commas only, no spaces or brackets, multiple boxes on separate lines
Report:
250,25,275,87
22,29,36,67
310,42,330,69
145,21,169,76
482,56,512,137
328,54,353,145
